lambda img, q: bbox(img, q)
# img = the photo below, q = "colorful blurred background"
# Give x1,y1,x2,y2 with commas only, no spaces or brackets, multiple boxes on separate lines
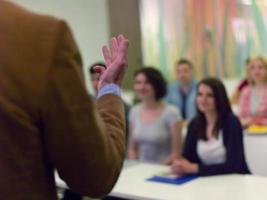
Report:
140,0,267,81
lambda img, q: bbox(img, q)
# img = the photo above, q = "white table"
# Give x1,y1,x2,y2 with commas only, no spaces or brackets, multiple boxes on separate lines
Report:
55,160,141,189
109,163,267,200
244,132,267,176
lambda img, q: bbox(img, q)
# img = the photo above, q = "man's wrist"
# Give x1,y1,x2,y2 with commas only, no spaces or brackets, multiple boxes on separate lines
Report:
97,83,121,99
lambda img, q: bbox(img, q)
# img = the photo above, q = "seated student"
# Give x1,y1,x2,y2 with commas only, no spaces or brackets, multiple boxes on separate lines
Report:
89,62,107,95
230,57,250,105
172,78,250,176
128,67,182,165
239,56,267,127
88,62,131,141
165,59,198,124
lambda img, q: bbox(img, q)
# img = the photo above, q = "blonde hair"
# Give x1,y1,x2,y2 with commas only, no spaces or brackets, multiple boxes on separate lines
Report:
247,56,267,84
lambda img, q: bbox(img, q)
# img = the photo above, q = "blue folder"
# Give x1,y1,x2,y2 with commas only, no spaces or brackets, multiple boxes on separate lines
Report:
147,174,198,185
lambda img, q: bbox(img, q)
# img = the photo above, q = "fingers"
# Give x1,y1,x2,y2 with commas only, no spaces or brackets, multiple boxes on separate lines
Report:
111,37,119,62
118,34,129,46
99,34,129,87
171,159,180,171
117,35,129,61
172,164,182,175
102,35,129,68
102,45,111,66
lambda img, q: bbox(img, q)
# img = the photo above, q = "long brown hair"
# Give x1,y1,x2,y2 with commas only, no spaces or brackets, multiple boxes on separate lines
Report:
194,78,232,140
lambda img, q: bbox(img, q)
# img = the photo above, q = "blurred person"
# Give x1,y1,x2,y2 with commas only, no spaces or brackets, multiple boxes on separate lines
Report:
230,57,250,105
239,56,267,127
165,59,197,124
172,78,250,176
88,62,130,144
0,1,129,200
128,67,182,165
89,62,107,95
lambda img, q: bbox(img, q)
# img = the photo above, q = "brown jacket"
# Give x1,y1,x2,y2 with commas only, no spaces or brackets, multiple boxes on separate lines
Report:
0,1,125,199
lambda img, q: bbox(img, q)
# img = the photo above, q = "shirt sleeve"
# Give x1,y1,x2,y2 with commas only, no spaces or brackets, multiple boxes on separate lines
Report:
128,106,137,124
97,83,121,99
165,105,182,127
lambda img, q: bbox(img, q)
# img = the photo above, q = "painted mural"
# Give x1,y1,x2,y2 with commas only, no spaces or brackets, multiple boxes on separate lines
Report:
140,0,267,80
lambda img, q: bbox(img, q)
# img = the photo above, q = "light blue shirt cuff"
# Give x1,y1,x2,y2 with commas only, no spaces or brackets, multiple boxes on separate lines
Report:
97,83,121,99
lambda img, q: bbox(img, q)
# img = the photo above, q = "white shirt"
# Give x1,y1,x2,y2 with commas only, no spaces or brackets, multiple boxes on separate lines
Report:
197,130,226,165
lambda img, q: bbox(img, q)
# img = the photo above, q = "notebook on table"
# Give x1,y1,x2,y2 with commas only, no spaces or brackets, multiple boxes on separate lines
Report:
147,169,198,185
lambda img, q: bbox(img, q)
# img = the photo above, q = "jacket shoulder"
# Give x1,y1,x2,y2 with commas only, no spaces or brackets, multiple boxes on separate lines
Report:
222,113,242,132
0,1,62,32
224,113,239,123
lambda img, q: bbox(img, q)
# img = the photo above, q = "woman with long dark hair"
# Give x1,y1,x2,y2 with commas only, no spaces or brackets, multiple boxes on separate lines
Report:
172,77,250,176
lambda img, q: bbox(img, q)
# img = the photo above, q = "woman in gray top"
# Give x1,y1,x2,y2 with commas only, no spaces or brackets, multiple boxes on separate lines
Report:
128,67,182,164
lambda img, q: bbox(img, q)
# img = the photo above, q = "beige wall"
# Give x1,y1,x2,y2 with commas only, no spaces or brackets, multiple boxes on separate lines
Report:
107,0,142,90
10,0,142,91
11,0,109,93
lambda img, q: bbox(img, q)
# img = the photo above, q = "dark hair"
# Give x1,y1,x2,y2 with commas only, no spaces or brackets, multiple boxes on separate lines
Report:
88,62,106,74
134,67,167,101
194,77,232,140
176,58,194,69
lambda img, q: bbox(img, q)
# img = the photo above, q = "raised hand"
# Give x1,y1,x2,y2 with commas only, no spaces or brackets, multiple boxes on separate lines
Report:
97,35,129,89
